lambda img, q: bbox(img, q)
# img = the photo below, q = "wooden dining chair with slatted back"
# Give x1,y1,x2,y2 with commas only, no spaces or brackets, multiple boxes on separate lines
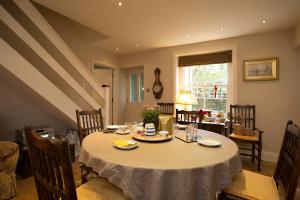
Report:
76,109,104,183
228,105,263,170
157,103,174,115
24,126,128,200
76,109,104,144
175,109,201,125
221,120,300,200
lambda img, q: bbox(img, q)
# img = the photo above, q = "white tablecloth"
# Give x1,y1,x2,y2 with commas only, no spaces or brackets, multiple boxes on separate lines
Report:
79,130,242,200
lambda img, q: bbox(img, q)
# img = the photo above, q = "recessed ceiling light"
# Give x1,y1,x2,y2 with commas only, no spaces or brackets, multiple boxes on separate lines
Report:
118,2,122,6
262,19,267,24
116,48,119,51
135,44,139,47
186,34,190,38
220,27,224,31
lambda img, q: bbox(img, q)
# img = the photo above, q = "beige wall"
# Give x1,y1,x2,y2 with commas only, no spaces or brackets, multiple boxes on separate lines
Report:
295,23,300,47
119,29,300,161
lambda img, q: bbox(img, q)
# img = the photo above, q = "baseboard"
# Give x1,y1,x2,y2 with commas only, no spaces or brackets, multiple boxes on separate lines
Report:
262,151,279,163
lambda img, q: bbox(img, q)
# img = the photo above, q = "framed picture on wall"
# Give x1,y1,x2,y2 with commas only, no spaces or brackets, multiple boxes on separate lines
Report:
244,57,279,81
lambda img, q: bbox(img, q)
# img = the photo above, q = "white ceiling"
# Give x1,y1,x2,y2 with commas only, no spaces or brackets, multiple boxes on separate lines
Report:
33,0,300,55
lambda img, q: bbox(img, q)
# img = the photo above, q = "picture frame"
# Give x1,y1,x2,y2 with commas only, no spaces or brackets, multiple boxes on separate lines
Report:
243,57,279,81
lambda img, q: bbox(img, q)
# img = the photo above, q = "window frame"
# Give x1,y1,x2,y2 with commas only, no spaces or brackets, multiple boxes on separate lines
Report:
177,63,231,113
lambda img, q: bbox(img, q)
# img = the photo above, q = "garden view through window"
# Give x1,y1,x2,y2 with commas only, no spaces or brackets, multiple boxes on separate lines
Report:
180,63,228,113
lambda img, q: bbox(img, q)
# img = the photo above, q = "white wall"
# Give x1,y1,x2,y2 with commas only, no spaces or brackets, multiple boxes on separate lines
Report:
0,69,69,140
119,28,300,162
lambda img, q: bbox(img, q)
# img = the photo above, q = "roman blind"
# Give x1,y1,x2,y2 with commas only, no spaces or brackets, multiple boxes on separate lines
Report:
178,50,232,67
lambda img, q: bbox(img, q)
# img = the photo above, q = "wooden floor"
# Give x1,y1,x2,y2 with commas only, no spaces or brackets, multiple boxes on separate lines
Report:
14,158,299,200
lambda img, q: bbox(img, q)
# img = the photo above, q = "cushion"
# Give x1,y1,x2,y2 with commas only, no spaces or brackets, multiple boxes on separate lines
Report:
229,133,259,142
0,141,19,164
223,170,280,200
0,141,19,199
76,176,128,200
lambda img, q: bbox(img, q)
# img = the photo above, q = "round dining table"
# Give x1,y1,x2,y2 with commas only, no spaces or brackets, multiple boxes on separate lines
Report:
79,129,242,200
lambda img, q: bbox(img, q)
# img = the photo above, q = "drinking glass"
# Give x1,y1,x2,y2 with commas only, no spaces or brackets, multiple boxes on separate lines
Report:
185,125,193,142
125,122,132,130
190,123,198,141
173,123,179,135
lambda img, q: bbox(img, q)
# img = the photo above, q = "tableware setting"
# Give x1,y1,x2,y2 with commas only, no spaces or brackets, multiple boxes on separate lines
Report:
144,123,156,136
159,130,168,137
116,125,130,135
132,125,173,142
197,137,221,147
112,139,139,150
175,123,198,143
132,132,173,142
107,125,118,130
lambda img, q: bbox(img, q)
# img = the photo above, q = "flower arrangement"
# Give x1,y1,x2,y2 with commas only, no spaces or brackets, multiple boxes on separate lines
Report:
141,105,160,130
141,105,160,121
199,109,208,122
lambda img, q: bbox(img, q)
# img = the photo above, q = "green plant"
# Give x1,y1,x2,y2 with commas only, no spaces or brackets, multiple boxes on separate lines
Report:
141,105,160,122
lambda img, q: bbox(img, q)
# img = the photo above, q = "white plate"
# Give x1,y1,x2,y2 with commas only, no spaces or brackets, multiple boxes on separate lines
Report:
113,140,139,150
107,125,118,130
197,138,221,147
116,130,130,135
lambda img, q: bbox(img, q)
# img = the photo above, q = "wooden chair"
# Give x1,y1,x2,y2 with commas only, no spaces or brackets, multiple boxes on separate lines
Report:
76,109,104,183
24,126,127,200
157,103,174,115
175,109,201,125
76,109,104,144
199,122,225,135
228,105,263,170
221,120,300,200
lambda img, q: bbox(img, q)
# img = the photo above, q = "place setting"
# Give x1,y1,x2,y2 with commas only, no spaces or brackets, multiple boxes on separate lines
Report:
112,139,139,150
175,123,222,147
131,123,173,142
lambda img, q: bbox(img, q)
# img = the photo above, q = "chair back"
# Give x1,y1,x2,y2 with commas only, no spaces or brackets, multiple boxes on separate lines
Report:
175,109,201,125
24,127,77,200
229,105,255,133
76,109,104,143
274,120,300,200
157,103,174,115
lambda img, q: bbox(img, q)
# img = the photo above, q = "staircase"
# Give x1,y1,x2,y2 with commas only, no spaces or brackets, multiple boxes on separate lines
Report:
0,0,109,129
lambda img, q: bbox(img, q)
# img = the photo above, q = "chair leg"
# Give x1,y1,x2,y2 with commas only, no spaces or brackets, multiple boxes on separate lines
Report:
251,144,255,162
257,143,262,171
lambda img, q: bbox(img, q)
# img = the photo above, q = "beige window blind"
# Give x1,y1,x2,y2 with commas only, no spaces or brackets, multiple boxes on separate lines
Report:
178,50,232,67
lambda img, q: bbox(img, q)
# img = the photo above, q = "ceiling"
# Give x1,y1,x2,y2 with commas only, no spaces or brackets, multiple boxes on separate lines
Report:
33,0,300,55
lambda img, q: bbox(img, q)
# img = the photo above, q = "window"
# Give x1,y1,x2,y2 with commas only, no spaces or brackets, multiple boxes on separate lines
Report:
139,73,144,102
129,72,144,102
130,74,138,102
178,63,228,113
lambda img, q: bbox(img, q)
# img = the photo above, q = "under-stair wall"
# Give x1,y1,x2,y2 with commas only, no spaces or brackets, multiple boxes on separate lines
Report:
0,0,109,132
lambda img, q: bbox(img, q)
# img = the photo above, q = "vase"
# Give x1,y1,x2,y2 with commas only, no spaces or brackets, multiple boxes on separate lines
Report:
143,117,159,133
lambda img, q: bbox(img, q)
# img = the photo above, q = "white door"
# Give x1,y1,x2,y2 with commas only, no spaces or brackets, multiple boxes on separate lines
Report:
92,68,114,124
125,67,144,122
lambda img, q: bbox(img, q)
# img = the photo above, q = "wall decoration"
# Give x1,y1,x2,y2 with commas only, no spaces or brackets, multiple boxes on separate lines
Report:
244,57,279,81
152,68,163,99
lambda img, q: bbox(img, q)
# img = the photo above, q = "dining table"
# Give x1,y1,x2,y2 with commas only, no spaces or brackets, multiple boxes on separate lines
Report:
79,129,242,200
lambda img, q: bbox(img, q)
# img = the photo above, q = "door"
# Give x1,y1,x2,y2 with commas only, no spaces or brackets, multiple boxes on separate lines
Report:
125,67,144,122
92,67,114,124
